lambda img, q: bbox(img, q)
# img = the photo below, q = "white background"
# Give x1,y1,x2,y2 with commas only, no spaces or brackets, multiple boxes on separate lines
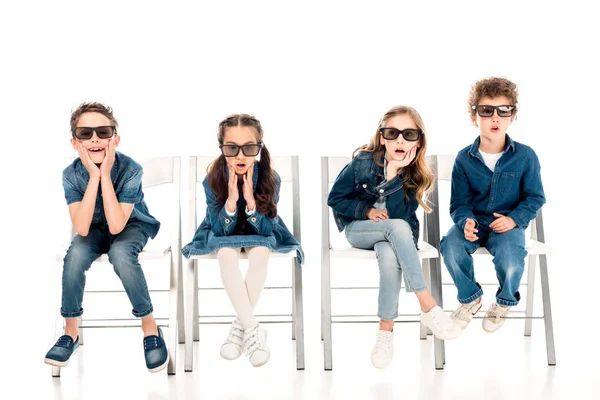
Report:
1,0,599,397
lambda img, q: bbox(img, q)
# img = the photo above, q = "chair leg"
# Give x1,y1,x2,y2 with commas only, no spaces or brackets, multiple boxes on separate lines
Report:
167,257,178,375
193,262,199,342
177,255,186,345
420,258,433,339
539,254,556,365
524,254,537,336
429,258,445,369
184,259,196,372
78,316,84,346
322,256,333,371
293,259,305,370
291,259,296,341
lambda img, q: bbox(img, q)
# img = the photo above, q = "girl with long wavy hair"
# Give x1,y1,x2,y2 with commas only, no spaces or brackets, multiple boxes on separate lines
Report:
327,106,461,369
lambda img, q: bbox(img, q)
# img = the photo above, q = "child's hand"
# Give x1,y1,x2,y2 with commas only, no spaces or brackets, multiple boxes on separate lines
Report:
387,146,417,177
242,163,256,211
225,165,239,213
489,213,516,233
367,208,388,222
77,142,100,179
464,218,478,242
100,138,117,178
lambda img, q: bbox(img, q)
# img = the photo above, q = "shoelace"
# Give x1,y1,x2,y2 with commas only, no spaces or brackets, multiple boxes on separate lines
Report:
375,332,392,354
144,336,159,350
55,335,74,348
452,302,479,321
243,326,262,355
486,304,509,322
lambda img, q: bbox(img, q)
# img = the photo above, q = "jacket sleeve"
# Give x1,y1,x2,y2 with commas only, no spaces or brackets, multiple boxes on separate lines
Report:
246,172,280,236
507,149,546,227
203,178,237,236
327,160,371,220
449,157,478,230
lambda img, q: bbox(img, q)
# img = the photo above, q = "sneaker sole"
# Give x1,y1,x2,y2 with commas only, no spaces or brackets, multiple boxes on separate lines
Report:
148,354,170,373
371,355,392,369
482,320,506,333
251,352,270,368
44,346,80,367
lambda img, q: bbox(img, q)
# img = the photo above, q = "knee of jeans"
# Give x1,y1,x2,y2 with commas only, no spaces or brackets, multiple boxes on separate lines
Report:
386,219,412,238
64,245,92,272
107,243,139,270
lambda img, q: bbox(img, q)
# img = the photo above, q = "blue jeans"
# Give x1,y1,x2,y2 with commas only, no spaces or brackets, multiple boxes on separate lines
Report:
61,223,153,318
440,221,527,307
345,219,427,320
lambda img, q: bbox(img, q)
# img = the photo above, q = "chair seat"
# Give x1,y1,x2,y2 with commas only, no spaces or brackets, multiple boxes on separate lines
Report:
330,232,438,259
473,239,551,256
55,239,171,262
189,249,296,260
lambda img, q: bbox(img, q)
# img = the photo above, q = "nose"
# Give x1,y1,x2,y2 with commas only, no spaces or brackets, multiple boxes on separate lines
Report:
491,109,500,121
90,131,100,142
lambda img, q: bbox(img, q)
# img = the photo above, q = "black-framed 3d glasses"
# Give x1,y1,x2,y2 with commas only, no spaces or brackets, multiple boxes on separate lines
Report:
72,126,116,140
379,127,423,142
219,143,263,157
472,105,516,118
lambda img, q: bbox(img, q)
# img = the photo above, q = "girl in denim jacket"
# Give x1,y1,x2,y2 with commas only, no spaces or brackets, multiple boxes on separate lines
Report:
327,106,461,369
182,114,303,368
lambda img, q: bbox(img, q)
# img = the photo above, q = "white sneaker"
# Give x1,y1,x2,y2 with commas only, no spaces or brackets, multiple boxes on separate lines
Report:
482,302,511,333
451,298,483,330
243,324,270,367
421,306,462,340
371,328,394,369
220,318,244,360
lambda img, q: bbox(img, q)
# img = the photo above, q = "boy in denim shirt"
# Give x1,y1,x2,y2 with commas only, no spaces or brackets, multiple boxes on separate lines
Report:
440,77,545,333
44,102,168,372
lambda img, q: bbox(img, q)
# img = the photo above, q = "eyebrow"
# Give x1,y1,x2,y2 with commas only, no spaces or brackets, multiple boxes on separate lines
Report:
224,141,257,145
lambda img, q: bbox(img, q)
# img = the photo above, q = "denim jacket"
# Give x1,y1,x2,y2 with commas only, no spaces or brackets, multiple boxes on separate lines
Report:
450,135,546,230
62,152,161,239
327,152,420,245
182,162,304,264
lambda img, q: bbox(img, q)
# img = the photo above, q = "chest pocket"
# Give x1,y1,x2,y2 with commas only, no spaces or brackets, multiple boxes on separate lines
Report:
498,171,523,196
355,182,377,201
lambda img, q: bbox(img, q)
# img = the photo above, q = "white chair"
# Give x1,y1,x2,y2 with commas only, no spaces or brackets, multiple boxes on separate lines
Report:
51,156,183,376
184,156,304,371
320,156,441,370
430,154,556,369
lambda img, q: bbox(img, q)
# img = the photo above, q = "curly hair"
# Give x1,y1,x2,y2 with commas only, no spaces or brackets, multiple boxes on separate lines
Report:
468,77,519,117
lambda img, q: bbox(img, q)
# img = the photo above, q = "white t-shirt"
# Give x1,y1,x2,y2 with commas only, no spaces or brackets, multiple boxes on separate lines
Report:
479,150,502,172
373,159,388,210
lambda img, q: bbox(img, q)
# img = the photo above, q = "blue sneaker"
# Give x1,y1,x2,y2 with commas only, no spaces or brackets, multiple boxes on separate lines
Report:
143,327,169,373
44,335,80,367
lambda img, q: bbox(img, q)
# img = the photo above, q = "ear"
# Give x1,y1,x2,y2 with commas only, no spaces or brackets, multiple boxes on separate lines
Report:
471,114,478,127
379,134,385,146
71,137,78,150
112,134,120,147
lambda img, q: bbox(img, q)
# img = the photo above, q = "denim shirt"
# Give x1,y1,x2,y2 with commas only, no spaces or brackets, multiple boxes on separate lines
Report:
182,162,304,264
327,152,420,244
62,152,161,239
450,135,546,230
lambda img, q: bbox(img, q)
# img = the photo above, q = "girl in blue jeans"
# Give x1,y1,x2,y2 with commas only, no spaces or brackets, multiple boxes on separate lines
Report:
327,106,461,369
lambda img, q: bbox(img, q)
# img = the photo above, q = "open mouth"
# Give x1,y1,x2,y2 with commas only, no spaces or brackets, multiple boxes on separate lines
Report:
235,162,246,170
491,126,500,133
89,147,105,153
395,149,406,156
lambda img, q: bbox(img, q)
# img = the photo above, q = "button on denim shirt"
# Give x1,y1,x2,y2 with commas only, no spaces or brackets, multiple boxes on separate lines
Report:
450,135,546,230
327,152,420,245
182,162,304,264
62,152,161,239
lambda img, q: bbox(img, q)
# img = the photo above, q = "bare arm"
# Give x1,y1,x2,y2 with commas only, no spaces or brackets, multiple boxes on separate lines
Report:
101,175,135,235
68,176,101,236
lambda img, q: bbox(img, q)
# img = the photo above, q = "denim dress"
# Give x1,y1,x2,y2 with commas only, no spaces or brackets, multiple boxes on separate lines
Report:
182,163,304,264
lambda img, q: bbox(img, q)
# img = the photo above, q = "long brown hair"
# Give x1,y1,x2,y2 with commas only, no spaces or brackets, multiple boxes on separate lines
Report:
353,106,434,212
207,114,278,218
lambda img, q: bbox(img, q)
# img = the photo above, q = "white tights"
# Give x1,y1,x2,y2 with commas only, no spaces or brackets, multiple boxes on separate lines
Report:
217,246,270,329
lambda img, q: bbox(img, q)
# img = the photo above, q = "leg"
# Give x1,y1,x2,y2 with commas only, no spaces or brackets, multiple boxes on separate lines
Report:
217,247,256,328
440,225,483,304
486,228,527,307
244,246,270,309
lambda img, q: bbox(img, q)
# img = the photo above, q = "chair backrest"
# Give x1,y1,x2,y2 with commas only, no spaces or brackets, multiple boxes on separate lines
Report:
187,156,302,245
